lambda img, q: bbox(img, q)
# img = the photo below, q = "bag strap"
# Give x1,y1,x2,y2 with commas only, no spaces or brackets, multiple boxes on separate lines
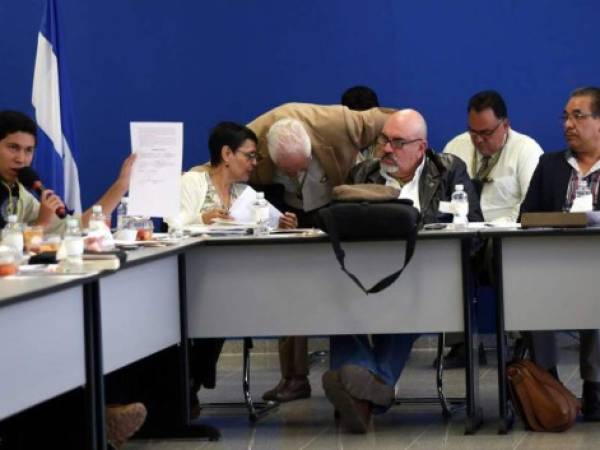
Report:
319,208,417,294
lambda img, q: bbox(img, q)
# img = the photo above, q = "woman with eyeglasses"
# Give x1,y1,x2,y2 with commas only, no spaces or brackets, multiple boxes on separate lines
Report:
166,121,297,417
169,120,298,228
170,121,259,225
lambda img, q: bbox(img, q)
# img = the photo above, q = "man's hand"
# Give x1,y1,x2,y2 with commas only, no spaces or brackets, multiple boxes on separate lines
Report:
278,212,298,229
36,189,65,227
202,208,231,224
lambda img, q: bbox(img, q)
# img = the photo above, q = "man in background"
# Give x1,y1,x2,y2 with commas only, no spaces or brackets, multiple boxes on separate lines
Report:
341,85,381,161
441,90,543,368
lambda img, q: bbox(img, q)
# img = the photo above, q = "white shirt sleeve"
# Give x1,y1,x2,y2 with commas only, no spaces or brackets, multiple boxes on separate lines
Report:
442,133,475,177
166,171,209,227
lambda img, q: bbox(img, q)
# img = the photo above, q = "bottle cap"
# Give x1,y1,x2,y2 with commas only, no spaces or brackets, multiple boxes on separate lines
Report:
92,205,102,213
455,184,464,191
256,192,265,200
7,215,17,223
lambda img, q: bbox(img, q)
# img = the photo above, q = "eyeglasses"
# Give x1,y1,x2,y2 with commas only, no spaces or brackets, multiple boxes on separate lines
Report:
467,120,504,138
376,134,422,150
238,151,261,161
561,111,599,123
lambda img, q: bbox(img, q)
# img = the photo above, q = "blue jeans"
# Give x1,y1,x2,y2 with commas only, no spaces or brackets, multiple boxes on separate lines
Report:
330,333,420,411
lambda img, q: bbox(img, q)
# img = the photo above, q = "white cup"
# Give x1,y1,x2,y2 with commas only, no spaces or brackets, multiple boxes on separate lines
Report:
114,228,138,242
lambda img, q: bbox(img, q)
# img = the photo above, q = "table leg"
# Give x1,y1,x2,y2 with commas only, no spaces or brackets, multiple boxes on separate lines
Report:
493,238,513,434
83,280,106,450
462,238,483,434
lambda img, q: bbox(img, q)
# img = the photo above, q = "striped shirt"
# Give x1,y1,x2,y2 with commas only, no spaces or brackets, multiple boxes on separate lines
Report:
564,150,600,210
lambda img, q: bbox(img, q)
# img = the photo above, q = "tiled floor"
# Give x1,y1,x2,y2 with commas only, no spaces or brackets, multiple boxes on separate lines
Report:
125,337,600,449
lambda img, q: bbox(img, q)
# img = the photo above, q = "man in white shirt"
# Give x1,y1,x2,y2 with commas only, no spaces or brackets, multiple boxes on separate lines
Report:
440,91,543,368
444,90,543,223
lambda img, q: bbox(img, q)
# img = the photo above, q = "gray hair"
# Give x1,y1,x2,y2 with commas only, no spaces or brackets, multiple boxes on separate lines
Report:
266,118,311,163
571,86,600,116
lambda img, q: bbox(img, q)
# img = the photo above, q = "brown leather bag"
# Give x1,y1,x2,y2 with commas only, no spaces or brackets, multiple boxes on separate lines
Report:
507,359,580,432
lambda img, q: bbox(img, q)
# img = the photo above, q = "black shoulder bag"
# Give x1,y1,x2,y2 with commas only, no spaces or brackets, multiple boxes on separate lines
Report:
316,198,420,294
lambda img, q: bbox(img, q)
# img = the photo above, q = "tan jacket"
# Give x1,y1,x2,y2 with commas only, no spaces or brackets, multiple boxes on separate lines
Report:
247,103,393,187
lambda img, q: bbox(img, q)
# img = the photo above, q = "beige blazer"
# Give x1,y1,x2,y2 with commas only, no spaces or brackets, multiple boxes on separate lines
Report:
247,103,393,187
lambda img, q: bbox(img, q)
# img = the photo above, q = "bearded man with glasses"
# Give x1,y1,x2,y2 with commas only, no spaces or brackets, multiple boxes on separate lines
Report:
321,109,482,433
344,109,482,226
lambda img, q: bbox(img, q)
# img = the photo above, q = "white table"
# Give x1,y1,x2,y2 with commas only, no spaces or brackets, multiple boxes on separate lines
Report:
187,238,464,336
99,253,181,373
0,280,86,420
185,232,483,432
0,229,485,442
0,274,102,448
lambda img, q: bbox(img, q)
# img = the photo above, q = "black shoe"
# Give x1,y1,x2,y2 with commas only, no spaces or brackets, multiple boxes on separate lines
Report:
433,343,487,369
583,380,600,421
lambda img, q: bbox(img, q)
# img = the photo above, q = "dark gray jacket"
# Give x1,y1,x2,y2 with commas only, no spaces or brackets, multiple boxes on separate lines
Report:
348,149,483,226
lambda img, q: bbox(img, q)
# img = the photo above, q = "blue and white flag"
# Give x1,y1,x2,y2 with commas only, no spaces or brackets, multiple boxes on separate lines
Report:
31,0,81,213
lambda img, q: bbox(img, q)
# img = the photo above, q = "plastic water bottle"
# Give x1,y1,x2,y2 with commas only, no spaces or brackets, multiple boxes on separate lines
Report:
89,205,107,231
116,197,129,230
1,215,24,257
451,184,469,230
168,217,184,239
573,179,593,212
252,192,270,236
63,218,84,271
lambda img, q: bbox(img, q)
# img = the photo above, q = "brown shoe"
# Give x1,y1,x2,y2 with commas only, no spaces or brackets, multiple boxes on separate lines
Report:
274,376,311,402
339,364,394,407
106,403,147,449
262,378,289,401
322,370,372,433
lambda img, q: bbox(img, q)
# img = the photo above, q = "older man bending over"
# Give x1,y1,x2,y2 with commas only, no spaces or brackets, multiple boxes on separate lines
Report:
247,102,393,403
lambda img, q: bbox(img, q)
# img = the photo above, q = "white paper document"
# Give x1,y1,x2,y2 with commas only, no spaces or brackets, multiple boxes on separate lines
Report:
128,122,183,218
229,186,282,228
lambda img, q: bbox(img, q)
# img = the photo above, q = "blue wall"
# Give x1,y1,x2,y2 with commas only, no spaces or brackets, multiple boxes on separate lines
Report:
1,0,599,208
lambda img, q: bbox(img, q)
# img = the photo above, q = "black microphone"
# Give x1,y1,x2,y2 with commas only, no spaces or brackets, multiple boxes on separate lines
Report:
17,166,68,218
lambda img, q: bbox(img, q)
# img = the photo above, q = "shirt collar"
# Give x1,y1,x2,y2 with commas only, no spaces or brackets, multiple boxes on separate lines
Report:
378,155,426,188
565,149,600,176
